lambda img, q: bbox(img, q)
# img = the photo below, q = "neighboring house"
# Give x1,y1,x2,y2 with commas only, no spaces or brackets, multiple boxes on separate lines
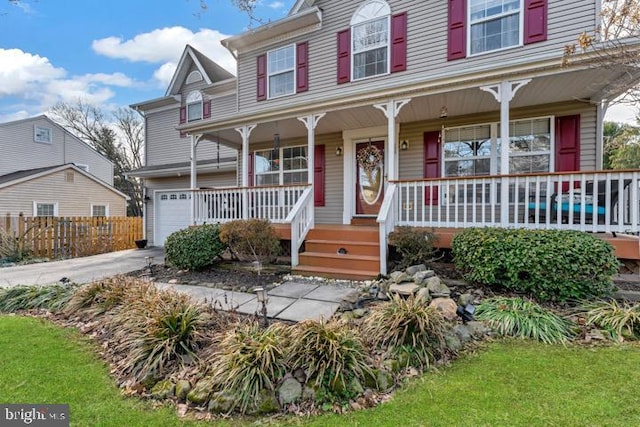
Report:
132,0,640,278
0,115,127,217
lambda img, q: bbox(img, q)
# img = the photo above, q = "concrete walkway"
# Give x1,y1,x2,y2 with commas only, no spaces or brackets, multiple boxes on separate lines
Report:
0,247,164,287
157,279,359,322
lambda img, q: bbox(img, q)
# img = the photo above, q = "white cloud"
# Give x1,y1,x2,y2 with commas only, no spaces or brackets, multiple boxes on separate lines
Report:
0,49,66,96
268,1,285,9
605,104,639,124
92,26,237,83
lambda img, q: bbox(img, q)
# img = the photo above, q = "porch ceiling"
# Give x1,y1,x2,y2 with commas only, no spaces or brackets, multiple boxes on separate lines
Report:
196,66,636,148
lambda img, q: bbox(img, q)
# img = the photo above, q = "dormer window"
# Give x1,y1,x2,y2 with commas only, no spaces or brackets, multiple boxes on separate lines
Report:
351,0,391,80
186,91,203,122
186,70,203,84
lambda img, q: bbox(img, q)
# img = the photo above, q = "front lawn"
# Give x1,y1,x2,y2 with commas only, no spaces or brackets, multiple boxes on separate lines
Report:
2,315,640,426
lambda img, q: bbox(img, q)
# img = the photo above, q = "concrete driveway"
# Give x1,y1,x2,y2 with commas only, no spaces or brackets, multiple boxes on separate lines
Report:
0,247,164,288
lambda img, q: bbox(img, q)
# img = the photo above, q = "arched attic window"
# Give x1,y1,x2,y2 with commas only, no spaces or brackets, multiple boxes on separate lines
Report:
186,91,203,122
351,0,391,80
186,70,203,85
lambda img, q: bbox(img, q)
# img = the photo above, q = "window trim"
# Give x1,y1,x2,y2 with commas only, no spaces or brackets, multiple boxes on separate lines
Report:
186,91,203,122
91,204,109,217
467,0,524,57
350,0,392,81
267,44,296,100
253,144,309,186
33,202,59,217
186,70,203,85
34,125,52,144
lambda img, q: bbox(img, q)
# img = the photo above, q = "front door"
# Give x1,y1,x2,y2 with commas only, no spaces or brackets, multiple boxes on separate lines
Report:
355,141,385,215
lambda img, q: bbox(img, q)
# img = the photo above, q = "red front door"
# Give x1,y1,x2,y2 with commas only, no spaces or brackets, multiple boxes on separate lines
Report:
355,141,385,215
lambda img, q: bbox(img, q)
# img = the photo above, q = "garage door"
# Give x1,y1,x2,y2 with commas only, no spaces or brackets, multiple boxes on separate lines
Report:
155,191,191,246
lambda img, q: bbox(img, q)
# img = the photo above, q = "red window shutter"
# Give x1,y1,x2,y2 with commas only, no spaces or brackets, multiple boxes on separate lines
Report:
179,106,186,124
314,145,325,207
203,100,211,119
423,131,441,205
337,29,351,84
248,152,255,187
555,115,580,173
296,42,309,93
524,0,548,44
256,54,267,101
448,0,467,60
391,12,407,73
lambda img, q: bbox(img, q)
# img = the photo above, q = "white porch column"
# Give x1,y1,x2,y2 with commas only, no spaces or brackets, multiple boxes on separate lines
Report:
298,113,326,190
480,80,530,225
235,124,257,219
373,99,411,181
190,134,203,225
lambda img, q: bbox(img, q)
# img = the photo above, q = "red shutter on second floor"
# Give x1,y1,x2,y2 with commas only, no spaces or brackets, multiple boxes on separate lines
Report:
524,0,548,44
390,12,407,73
555,115,580,173
203,100,211,119
448,0,467,60
423,131,441,205
296,42,309,93
314,145,325,207
337,29,351,84
179,106,186,124
257,54,267,101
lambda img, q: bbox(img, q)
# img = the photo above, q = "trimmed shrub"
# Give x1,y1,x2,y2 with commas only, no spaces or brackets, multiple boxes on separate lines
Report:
362,294,450,368
165,224,226,271
452,228,619,302
219,219,280,263
476,297,574,344
388,226,437,269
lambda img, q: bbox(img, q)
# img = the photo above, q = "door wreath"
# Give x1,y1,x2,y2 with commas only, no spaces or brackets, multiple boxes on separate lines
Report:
357,144,383,173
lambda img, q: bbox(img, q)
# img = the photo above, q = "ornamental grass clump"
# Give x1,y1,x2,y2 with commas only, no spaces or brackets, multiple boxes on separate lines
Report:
288,319,372,396
362,294,450,368
64,275,136,315
0,284,76,313
476,297,574,344
206,322,289,414
583,299,640,341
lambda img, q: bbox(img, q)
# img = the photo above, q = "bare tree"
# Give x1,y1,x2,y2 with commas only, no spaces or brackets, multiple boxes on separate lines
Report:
49,101,144,217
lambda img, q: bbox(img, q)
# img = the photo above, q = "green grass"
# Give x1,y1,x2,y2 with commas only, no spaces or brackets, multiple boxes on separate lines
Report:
3,316,640,427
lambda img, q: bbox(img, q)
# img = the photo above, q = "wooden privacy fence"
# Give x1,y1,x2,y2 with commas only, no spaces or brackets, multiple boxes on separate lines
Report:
2,214,143,259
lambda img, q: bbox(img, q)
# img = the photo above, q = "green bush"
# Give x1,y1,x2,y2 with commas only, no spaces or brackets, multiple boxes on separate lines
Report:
165,224,226,271
388,226,437,269
452,228,619,302
476,297,574,344
219,219,280,263
362,294,450,368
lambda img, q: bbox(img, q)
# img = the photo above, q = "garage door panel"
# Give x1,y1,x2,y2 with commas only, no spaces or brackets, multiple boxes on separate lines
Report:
156,191,190,246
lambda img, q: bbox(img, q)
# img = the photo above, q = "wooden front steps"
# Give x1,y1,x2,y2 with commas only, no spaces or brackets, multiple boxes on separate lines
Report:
293,224,380,281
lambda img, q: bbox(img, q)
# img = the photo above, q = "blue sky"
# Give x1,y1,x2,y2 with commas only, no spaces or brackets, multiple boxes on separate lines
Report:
0,0,294,122
0,0,636,124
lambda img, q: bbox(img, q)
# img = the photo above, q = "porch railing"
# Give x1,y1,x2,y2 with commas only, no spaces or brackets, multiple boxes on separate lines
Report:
391,170,640,234
285,187,315,267
377,182,398,275
193,184,309,225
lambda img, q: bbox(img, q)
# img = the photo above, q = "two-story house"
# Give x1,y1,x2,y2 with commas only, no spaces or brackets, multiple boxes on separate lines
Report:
133,0,640,279
0,115,127,217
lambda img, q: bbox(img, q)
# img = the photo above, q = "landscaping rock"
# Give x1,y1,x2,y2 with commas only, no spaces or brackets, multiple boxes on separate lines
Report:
426,277,451,298
466,321,490,338
416,287,432,303
278,377,302,405
458,293,474,306
175,380,191,401
187,381,211,405
348,377,364,396
453,324,473,344
255,389,279,414
429,297,458,320
293,368,306,384
413,270,436,286
208,390,236,414
444,331,463,351
352,308,367,318
301,385,316,401
150,379,175,400
406,264,427,276
389,282,420,296
390,271,412,284
375,369,394,392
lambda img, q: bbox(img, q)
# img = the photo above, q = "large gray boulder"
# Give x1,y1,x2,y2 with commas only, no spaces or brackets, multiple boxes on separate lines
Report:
426,276,451,298
278,377,302,405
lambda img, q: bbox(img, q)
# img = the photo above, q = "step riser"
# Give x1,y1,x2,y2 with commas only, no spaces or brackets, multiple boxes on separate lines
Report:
305,241,379,257
298,254,379,271
306,229,378,243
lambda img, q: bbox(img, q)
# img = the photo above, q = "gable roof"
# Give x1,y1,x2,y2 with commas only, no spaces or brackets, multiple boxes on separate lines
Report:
165,45,235,97
0,164,128,199
289,0,316,15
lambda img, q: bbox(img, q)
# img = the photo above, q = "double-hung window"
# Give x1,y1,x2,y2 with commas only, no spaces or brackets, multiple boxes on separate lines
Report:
186,91,203,122
91,204,108,217
34,202,58,217
268,45,295,99
254,146,308,186
469,0,521,55
351,0,390,80
503,118,552,174
444,125,492,177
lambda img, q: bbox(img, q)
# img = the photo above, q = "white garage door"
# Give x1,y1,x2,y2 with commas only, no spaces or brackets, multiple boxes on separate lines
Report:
155,191,191,246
